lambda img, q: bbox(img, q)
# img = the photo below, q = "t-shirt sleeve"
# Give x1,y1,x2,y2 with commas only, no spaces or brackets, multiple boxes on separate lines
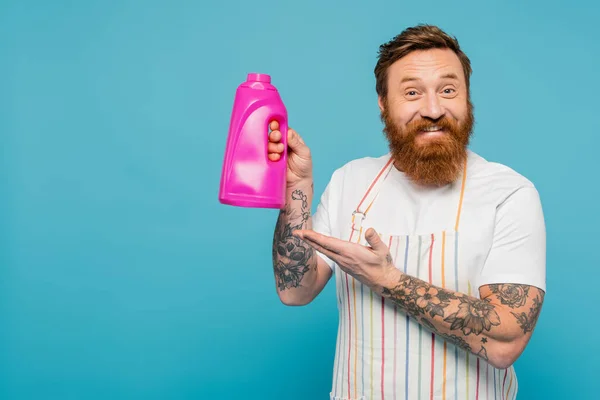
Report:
475,186,547,292
311,172,339,273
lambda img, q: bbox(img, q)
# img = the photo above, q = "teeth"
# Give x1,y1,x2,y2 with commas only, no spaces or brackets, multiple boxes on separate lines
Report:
423,126,441,132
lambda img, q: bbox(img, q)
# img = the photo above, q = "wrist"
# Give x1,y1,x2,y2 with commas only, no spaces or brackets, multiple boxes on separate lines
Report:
373,265,403,295
287,179,314,194
282,180,314,215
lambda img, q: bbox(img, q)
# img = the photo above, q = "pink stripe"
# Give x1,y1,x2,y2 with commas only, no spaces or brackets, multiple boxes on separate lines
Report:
392,236,398,400
393,305,397,399
381,235,395,400
354,157,394,212
381,295,385,399
429,234,435,400
502,369,508,400
428,234,434,282
476,358,480,400
345,273,352,397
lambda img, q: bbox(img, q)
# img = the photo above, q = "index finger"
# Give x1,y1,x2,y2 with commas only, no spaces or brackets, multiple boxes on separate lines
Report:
269,120,279,131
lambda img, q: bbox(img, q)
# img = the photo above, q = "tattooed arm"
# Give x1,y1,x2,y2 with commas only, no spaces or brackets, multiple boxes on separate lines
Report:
376,270,544,370
272,181,333,306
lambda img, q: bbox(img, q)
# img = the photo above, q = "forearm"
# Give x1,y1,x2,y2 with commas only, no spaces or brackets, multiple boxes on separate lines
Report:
375,269,543,369
272,180,319,305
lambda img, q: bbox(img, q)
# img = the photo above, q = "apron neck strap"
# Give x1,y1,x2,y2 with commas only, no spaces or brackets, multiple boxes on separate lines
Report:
351,157,394,233
454,156,468,232
351,155,469,234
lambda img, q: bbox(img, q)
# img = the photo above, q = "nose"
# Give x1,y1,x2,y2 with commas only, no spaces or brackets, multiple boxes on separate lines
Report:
419,94,445,120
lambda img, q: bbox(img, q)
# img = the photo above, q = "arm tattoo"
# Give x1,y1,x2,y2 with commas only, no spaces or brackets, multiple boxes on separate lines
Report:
490,284,544,334
381,274,501,357
510,291,544,334
444,296,501,335
422,318,472,352
477,338,489,361
272,190,315,291
381,274,457,320
488,284,530,308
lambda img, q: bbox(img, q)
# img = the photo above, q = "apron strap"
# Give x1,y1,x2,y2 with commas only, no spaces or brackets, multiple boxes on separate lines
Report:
454,157,468,232
350,157,395,237
349,154,468,240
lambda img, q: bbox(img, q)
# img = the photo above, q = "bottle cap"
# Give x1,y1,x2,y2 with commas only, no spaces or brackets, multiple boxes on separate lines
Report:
247,73,271,83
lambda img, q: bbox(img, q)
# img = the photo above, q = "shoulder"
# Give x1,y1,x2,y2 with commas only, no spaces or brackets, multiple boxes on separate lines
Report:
466,150,539,206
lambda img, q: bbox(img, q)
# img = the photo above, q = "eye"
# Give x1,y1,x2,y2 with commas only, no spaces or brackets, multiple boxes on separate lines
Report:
406,90,418,97
443,88,455,94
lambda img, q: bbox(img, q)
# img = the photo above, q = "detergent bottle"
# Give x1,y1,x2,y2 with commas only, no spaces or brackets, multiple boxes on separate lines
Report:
219,73,288,209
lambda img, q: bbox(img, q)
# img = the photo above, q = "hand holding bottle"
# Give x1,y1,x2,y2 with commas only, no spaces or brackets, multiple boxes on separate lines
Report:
267,121,313,189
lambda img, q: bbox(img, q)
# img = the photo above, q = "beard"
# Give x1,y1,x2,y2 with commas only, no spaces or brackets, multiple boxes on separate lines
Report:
381,99,474,187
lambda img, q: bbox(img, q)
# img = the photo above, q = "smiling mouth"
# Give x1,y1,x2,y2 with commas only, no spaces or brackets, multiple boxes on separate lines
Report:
419,126,445,136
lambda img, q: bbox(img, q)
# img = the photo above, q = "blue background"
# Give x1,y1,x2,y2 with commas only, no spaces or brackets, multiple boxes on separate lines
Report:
1,0,599,399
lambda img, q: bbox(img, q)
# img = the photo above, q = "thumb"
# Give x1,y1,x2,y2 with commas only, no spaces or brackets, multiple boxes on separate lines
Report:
365,228,387,253
287,129,310,157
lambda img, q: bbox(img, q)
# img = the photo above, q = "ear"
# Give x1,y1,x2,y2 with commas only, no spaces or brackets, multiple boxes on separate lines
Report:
377,96,385,112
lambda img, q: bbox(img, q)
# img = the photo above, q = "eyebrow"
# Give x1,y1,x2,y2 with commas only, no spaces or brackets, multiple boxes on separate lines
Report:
400,73,460,84
440,73,460,81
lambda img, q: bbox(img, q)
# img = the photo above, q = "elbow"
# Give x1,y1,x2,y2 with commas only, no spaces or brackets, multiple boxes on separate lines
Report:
488,353,517,370
277,293,314,307
279,297,310,307
487,339,527,370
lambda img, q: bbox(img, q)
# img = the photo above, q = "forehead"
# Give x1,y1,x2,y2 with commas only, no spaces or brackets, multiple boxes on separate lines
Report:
387,48,465,83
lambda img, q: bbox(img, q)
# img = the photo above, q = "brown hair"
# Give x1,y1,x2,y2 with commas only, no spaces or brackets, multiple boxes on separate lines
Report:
374,24,472,98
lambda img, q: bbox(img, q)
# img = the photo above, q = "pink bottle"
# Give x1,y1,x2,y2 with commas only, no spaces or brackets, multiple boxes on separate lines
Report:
219,73,288,209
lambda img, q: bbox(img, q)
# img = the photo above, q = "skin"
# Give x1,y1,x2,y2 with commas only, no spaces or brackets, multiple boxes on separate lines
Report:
269,48,545,369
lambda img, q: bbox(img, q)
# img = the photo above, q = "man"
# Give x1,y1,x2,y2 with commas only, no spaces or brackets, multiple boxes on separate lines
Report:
268,24,545,400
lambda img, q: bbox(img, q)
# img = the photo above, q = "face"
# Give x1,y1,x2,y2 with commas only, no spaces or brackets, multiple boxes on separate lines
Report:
378,48,474,186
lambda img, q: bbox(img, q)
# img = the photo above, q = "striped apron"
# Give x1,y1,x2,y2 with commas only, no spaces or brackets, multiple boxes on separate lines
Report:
329,157,518,400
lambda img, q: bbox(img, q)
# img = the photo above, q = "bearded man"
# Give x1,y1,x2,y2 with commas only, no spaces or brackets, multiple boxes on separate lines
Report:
268,24,546,400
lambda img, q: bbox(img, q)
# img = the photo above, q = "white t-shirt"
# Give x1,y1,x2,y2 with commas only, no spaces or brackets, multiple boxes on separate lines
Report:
312,150,546,294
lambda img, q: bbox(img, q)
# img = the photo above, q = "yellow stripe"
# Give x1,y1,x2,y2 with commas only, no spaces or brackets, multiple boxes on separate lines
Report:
506,368,514,399
443,341,447,400
352,227,362,398
364,200,375,215
441,231,446,289
354,178,378,225
454,158,468,231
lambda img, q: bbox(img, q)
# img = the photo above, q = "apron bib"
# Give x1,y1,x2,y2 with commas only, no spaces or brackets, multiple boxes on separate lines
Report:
329,157,517,400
